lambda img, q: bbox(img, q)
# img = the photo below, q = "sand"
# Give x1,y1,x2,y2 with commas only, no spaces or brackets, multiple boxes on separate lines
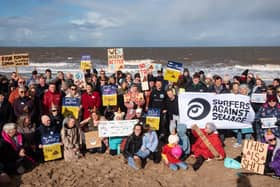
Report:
4,138,279,187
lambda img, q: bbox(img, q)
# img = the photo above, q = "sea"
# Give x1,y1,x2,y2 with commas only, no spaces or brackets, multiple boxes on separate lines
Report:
0,47,280,82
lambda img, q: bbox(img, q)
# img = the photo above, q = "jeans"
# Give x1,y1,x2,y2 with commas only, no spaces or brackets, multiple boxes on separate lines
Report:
169,161,188,171
127,156,138,169
136,149,150,159
236,131,251,144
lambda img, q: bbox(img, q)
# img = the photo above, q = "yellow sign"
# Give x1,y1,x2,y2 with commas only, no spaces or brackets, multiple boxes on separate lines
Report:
43,143,62,161
80,61,92,70
146,117,160,130
241,140,268,174
164,68,180,83
62,106,79,119
85,131,102,149
102,94,117,106
0,53,29,67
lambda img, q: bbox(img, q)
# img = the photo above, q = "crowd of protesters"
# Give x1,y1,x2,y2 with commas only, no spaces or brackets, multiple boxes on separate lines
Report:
0,66,280,183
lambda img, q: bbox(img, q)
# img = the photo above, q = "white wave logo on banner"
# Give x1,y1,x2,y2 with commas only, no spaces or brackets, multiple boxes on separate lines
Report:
179,93,255,129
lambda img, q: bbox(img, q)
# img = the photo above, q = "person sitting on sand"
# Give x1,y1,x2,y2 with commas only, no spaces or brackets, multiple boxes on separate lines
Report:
264,130,280,176
123,123,143,169
191,122,225,171
162,134,188,171
61,116,82,161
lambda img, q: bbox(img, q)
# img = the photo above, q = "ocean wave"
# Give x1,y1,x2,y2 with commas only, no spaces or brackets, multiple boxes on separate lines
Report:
235,64,280,71
124,59,155,65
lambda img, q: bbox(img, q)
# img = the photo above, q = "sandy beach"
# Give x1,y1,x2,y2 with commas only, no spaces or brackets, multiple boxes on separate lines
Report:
4,138,278,187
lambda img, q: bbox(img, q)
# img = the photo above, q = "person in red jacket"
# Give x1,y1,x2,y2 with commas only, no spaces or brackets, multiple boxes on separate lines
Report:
80,84,101,120
191,122,225,171
42,82,62,114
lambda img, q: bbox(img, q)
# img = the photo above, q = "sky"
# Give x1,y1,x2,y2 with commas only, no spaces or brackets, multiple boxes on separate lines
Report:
0,0,280,47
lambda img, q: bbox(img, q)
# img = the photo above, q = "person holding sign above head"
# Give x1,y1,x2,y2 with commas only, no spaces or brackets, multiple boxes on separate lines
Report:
191,122,225,171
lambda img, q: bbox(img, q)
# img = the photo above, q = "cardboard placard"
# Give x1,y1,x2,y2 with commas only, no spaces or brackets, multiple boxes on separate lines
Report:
241,140,268,174
191,124,220,157
107,48,124,72
0,53,29,67
43,143,62,161
85,131,102,149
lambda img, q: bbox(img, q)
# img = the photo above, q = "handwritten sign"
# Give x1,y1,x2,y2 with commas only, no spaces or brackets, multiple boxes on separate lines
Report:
84,131,102,149
80,55,92,70
98,119,138,137
241,140,268,174
146,108,160,130
101,85,117,106
261,117,277,129
0,53,29,67
107,48,124,72
43,143,62,161
139,63,149,91
251,93,267,103
62,98,80,119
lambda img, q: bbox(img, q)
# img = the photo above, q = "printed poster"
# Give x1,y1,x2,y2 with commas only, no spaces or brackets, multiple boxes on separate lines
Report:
62,97,80,119
80,55,92,70
146,108,161,130
101,85,117,106
164,61,183,82
43,143,62,161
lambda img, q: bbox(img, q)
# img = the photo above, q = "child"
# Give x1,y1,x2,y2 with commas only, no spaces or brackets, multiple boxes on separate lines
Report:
162,134,188,171
61,116,82,161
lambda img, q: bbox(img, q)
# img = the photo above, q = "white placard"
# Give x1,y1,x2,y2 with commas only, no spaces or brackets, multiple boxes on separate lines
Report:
261,117,277,129
98,119,138,137
251,93,267,103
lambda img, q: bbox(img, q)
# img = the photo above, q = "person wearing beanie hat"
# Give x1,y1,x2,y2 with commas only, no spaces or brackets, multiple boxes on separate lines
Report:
161,134,188,171
255,93,280,141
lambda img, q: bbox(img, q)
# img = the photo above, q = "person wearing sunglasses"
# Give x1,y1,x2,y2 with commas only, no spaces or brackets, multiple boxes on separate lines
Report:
65,84,80,99
264,130,280,176
13,87,34,121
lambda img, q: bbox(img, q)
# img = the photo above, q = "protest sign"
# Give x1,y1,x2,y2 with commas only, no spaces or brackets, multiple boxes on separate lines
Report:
80,55,92,70
179,93,255,129
241,140,268,174
138,63,149,91
85,131,102,149
43,143,62,161
251,93,267,103
107,48,124,72
41,133,62,161
101,85,117,106
147,63,162,72
192,124,220,157
146,108,160,130
62,97,80,119
261,117,278,129
98,119,138,137
0,53,29,67
164,61,183,82
73,71,86,88
123,92,144,106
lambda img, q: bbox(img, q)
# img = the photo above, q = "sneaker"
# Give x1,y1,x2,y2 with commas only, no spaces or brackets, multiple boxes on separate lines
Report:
233,143,242,148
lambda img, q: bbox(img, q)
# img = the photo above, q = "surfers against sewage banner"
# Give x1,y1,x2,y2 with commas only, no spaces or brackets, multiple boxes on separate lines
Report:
179,93,255,129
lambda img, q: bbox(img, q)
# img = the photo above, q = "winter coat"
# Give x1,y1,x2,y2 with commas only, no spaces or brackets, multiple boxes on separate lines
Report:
0,100,14,130
162,144,181,164
42,90,62,114
191,129,226,159
13,96,35,119
148,88,166,110
140,131,158,153
61,124,82,161
269,149,280,176
80,91,101,120
123,134,142,158
186,82,208,92
177,124,191,156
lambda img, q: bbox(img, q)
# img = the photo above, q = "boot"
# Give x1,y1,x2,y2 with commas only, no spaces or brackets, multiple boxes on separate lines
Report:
192,156,205,171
